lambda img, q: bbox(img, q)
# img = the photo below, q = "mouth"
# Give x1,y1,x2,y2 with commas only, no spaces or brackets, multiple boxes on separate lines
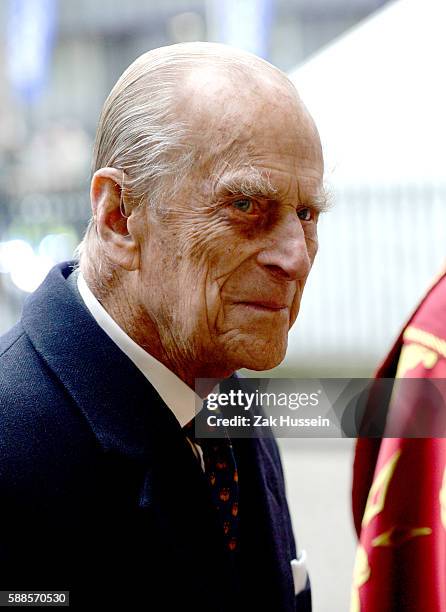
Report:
236,301,288,312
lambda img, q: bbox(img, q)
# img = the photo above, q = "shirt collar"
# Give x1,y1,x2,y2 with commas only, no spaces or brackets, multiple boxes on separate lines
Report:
76,271,201,427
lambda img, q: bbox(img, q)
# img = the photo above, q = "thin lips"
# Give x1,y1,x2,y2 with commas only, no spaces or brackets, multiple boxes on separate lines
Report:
238,300,288,310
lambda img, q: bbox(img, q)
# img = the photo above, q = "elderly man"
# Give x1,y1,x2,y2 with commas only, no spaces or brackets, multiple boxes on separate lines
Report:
0,43,325,611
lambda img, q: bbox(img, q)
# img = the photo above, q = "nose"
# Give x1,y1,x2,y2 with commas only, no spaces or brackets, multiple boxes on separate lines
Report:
256,213,315,282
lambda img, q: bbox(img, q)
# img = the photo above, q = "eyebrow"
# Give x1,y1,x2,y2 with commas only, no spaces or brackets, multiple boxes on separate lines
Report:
213,170,331,214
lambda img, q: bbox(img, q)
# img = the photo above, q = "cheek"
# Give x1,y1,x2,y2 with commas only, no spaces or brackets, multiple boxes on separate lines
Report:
307,229,319,261
203,240,251,295
287,234,317,327
305,226,319,263
175,258,224,331
289,288,304,328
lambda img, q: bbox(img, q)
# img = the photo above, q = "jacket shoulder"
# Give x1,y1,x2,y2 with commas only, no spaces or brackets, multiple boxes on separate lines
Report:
0,320,72,412
0,321,25,356
0,322,100,501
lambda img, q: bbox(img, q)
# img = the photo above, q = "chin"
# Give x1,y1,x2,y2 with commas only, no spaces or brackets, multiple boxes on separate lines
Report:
247,357,285,372
239,339,287,372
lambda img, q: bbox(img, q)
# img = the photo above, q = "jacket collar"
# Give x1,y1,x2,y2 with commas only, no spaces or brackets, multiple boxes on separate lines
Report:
76,269,200,428
21,261,190,465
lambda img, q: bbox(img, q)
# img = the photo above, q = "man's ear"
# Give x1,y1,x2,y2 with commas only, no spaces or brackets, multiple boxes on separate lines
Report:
90,167,140,271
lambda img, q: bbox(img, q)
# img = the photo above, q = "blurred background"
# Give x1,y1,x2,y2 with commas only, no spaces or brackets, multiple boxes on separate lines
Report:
1,0,445,609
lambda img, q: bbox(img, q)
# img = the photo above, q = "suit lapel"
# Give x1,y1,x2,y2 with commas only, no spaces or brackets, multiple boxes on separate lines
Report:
22,263,161,459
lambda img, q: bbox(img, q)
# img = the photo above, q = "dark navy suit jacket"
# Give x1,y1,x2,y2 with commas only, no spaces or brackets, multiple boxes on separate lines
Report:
0,261,311,611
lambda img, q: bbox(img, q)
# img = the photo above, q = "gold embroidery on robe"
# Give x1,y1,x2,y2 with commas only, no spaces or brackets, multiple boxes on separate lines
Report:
396,342,438,378
371,526,432,547
350,545,371,612
403,326,446,360
362,450,401,528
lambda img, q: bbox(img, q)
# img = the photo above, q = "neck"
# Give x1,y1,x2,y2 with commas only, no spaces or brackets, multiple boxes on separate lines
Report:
86,274,233,395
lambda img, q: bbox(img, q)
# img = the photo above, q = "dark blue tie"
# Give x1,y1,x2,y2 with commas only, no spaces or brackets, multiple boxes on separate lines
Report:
184,415,240,555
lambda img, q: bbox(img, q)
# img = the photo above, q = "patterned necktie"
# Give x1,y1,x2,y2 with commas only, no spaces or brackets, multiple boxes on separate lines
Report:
184,414,240,555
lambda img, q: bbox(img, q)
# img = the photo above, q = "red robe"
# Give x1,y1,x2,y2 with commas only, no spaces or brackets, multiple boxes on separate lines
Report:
352,269,446,611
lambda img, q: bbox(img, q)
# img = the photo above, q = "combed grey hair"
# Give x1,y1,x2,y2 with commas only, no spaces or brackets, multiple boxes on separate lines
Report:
75,41,298,293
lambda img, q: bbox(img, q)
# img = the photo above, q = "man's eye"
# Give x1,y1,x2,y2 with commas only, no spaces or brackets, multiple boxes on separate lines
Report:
297,207,312,221
232,199,254,213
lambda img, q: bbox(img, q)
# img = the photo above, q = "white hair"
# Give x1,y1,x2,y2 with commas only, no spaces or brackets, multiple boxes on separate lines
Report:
75,42,296,293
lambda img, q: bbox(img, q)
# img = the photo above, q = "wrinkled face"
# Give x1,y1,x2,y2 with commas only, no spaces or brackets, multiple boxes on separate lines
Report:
135,69,324,377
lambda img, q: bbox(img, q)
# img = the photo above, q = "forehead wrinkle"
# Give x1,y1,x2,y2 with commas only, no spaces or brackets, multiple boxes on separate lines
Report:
181,62,296,118
179,69,301,155
197,123,322,201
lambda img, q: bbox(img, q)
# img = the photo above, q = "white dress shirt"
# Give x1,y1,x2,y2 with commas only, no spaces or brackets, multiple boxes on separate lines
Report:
76,270,205,470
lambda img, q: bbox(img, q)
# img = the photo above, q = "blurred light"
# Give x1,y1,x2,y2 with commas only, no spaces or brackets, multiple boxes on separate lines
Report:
6,0,57,103
0,239,34,274
10,254,54,293
0,238,56,292
207,0,274,59
38,233,77,262
168,12,205,43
